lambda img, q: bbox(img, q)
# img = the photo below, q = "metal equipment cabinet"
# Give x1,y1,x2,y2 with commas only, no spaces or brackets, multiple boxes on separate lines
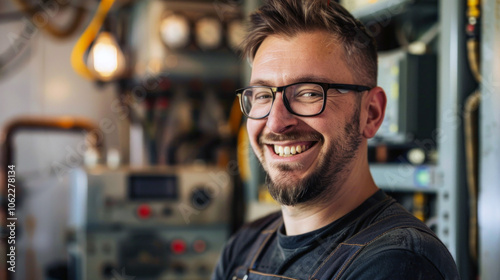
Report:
352,0,473,278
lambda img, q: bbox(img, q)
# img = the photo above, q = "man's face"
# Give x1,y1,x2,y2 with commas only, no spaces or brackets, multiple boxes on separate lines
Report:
247,31,364,206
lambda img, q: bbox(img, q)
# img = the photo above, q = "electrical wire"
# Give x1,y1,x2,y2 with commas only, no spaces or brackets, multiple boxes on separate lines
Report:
464,0,481,269
231,96,249,181
464,90,480,265
70,0,116,80
414,23,440,46
229,97,243,136
1,0,87,76
237,124,250,182
395,21,440,54
0,21,35,74
11,0,86,39
467,39,482,83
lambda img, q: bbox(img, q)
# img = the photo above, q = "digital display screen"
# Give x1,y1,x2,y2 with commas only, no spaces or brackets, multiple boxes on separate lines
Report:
129,175,178,200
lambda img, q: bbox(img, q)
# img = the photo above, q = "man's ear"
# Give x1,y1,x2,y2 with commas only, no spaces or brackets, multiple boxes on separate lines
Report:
361,86,387,138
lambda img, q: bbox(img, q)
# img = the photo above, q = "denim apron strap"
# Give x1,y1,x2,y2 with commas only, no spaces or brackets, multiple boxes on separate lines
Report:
233,217,284,280
308,214,437,280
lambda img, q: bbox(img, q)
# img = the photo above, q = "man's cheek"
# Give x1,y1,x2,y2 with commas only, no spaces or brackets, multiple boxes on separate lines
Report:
246,124,259,149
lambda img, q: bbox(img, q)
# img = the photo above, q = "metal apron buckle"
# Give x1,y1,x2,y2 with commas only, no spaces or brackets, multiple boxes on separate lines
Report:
232,274,249,280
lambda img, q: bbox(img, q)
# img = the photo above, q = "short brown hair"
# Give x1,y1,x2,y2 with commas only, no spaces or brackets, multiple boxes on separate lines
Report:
242,0,378,87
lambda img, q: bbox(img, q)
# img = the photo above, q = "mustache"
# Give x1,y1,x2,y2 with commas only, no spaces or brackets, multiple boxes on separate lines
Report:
259,131,323,144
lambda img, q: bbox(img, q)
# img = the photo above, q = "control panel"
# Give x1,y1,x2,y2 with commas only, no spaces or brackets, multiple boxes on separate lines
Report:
68,166,232,280
374,50,437,145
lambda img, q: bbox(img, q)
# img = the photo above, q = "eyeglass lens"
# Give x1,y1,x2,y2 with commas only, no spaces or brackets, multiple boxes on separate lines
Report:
241,83,325,118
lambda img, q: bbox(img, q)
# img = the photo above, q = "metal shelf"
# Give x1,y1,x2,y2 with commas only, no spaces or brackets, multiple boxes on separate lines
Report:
370,163,438,193
350,0,414,21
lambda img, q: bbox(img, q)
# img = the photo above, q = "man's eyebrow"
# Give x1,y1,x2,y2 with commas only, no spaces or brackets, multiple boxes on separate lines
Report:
249,80,271,86
249,76,337,86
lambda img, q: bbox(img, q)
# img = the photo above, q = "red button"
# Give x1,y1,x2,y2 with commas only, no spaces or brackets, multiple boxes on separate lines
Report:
193,239,207,253
137,204,151,219
171,239,187,254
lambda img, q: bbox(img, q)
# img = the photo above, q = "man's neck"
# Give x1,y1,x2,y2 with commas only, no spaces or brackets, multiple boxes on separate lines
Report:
280,164,379,236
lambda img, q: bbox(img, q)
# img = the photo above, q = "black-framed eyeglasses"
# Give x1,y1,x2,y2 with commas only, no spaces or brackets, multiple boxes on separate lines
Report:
235,82,371,119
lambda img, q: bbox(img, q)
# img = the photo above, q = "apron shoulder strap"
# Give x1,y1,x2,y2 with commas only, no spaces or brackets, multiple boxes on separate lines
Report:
310,214,436,280
233,216,283,280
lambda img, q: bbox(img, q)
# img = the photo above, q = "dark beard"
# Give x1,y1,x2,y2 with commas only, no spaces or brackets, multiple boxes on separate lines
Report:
264,107,362,206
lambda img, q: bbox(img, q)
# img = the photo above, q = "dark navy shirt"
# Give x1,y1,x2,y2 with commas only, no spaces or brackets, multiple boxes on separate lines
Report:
212,190,460,280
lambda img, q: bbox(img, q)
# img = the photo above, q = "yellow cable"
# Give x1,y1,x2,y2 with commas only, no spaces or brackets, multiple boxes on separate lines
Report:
464,90,481,265
229,97,243,136
237,124,251,182
467,0,481,18
70,0,115,80
465,0,481,268
467,39,482,83
232,97,249,181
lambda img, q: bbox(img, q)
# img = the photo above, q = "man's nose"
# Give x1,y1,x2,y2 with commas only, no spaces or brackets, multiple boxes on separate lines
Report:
266,92,298,134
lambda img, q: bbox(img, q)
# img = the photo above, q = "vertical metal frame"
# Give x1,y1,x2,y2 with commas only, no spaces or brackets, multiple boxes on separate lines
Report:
479,0,500,278
437,0,466,265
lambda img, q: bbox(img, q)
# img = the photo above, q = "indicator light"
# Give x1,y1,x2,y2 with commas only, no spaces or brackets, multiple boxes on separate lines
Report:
415,167,431,187
193,239,207,253
137,204,152,219
171,239,187,254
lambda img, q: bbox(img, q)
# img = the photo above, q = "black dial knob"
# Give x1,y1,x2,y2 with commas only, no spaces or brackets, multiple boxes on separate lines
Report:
191,187,212,210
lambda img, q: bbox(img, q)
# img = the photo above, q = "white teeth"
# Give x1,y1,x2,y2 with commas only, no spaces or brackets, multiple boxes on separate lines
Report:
273,144,309,157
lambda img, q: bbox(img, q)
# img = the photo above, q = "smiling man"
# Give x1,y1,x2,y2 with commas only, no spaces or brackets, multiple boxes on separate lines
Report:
212,1,459,279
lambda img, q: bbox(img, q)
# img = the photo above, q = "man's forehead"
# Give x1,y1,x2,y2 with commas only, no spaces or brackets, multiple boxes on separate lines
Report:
250,31,352,85
253,32,339,59
249,76,339,87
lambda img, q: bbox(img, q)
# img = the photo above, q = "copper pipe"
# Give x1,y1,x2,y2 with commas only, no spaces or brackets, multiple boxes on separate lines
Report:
0,116,103,280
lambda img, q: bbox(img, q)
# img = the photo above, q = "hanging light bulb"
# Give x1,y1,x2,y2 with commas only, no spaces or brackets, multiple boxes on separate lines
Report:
159,13,190,49
87,31,125,81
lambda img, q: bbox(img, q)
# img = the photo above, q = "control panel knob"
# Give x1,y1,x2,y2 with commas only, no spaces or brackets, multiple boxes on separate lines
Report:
172,262,186,274
197,265,210,275
190,187,212,210
102,263,117,277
